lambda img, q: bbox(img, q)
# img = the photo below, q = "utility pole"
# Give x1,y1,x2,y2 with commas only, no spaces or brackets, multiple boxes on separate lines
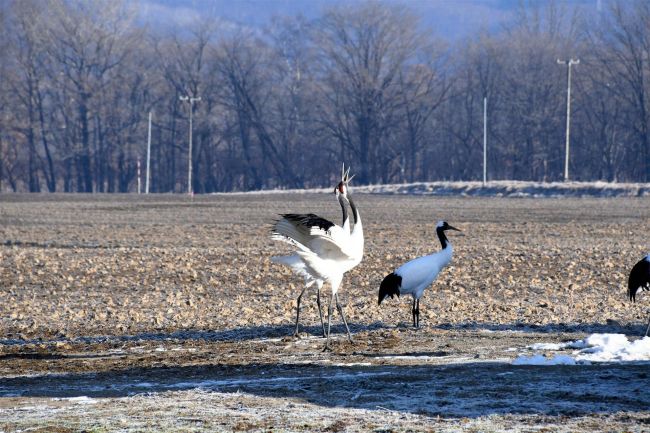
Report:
179,95,201,194
145,111,152,194
483,96,487,185
137,159,141,194
557,58,579,181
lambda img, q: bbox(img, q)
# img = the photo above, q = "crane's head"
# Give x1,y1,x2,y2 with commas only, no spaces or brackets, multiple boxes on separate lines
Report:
334,164,355,197
335,181,347,197
436,220,461,232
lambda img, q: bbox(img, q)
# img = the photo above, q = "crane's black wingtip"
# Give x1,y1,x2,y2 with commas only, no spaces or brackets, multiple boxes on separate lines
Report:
378,272,402,305
269,218,282,234
280,213,335,232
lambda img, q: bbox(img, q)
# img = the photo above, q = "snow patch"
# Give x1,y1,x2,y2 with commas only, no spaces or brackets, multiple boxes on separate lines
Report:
528,340,588,351
575,334,650,362
61,396,98,405
518,334,650,365
221,180,650,198
375,355,443,361
528,342,564,350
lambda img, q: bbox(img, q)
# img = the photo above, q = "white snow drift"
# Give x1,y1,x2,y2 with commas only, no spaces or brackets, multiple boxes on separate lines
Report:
224,180,650,198
513,333,650,365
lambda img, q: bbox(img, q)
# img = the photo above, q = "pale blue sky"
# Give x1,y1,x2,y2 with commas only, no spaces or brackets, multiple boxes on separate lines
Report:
138,0,603,40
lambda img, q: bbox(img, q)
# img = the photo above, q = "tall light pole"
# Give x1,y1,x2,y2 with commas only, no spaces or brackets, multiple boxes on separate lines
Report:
145,111,152,194
483,96,487,185
557,58,579,181
179,95,201,194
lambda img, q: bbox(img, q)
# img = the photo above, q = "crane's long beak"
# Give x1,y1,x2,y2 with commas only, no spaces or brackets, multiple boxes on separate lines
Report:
339,164,355,185
447,225,461,232
344,167,354,184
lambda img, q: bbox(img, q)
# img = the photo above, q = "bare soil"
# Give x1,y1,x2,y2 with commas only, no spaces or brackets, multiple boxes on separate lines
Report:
0,193,649,432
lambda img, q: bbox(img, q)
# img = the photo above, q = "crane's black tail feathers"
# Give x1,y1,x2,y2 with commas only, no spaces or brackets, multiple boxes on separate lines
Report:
628,257,650,302
379,272,402,305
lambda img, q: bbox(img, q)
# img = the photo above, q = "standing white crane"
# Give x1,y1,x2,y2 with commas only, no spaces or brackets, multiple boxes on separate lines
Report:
628,254,650,337
378,221,460,328
272,166,363,349
271,167,350,338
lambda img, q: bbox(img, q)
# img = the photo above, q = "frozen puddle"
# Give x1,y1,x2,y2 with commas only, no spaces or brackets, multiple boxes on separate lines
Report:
374,354,447,361
513,354,577,366
1,362,648,417
515,334,650,365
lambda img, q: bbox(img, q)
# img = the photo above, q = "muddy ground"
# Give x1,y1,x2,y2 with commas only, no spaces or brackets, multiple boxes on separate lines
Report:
0,193,649,432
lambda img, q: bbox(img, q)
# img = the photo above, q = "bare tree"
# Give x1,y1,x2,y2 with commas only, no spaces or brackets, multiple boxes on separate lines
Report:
156,17,220,192
493,1,577,180
314,2,422,184
582,0,650,181
45,0,140,192
2,0,650,192
214,28,308,189
0,6,9,191
394,39,450,183
5,1,52,191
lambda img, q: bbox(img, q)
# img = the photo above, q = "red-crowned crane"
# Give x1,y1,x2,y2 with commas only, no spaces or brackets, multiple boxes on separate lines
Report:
628,254,650,337
272,166,363,349
378,221,460,328
271,167,350,338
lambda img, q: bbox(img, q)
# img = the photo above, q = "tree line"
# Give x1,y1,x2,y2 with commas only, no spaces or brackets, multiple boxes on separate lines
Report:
1,0,649,193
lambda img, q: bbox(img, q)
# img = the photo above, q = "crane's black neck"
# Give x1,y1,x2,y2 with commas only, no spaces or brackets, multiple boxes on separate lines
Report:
338,194,349,227
436,227,449,250
348,194,359,224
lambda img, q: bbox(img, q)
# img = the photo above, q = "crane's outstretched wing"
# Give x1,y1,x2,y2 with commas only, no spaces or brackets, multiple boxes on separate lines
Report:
271,213,355,260
628,256,650,302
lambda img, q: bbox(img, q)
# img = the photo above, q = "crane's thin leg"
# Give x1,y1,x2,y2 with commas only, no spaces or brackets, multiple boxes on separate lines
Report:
412,298,417,328
323,292,335,352
335,293,353,343
293,286,308,337
415,299,420,329
317,285,326,338
644,315,650,337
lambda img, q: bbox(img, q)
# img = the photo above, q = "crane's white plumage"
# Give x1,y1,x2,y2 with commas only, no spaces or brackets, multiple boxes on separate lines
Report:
393,246,453,301
272,216,355,263
272,165,363,349
378,221,460,328
628,254,650,337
